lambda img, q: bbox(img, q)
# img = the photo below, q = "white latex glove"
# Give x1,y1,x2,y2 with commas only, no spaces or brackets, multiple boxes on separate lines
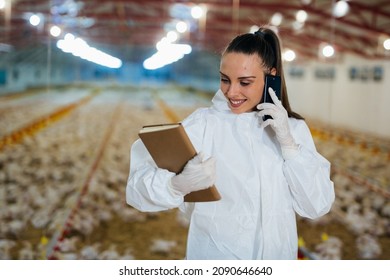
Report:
169,152,216,196
257,87,299,159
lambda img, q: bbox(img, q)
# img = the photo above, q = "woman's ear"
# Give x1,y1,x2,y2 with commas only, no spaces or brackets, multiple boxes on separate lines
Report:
270,68,277,76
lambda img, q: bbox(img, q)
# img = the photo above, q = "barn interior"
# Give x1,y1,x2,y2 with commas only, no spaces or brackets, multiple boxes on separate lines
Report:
0,0,389,260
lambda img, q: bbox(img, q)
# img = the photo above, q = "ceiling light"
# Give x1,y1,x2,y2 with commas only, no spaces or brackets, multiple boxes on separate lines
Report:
322,44,335,57
0,0,5,9
166,31,178,43
50,26,61,37
283,50,296,62
156,37,170,51
296,10,308,23
191,5,204,19
332,0,349,18
250,25,259,33
143,43,192,70
64,33,75,41
384,39,390,50
176,21,188,33
29,14,41,26
271,13,283,26
56,33,122,68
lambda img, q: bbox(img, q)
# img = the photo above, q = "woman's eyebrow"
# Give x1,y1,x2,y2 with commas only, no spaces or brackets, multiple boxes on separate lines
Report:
219,71,228,77
238,76,256,79
219,71,256,79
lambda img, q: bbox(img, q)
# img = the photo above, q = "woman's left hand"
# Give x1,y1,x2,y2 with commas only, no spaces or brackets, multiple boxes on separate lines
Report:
256,87,299,159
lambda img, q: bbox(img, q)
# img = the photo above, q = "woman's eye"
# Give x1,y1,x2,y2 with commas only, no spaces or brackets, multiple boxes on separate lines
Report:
220,78,229,83
240,81,250,86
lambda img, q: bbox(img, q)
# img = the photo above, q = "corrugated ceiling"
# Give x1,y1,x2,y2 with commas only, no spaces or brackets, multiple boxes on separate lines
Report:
1,0,390,62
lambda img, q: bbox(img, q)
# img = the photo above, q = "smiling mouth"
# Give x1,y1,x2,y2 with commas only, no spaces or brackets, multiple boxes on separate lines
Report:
229,99,246,108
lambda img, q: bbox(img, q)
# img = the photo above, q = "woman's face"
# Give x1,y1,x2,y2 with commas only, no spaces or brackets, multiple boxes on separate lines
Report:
219,52,266,114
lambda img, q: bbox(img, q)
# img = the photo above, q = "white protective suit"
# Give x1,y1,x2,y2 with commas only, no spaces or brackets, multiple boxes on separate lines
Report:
126,89,335,260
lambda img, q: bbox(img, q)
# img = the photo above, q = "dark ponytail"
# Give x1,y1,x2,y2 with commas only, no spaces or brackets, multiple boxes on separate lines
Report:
222,27,304,120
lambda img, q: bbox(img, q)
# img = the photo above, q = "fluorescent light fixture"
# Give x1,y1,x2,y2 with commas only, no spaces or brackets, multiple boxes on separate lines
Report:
143,42,192,70
56,33,122,68
166,31,178,43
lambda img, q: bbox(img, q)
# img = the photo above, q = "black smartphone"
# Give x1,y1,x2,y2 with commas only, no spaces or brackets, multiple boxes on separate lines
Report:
261,75,281,120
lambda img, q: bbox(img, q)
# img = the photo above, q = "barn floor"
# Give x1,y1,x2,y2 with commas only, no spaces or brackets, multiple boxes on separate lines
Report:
1,84,389,260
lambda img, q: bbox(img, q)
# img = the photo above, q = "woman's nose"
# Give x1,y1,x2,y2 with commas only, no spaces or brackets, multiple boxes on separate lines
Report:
226,83,239,97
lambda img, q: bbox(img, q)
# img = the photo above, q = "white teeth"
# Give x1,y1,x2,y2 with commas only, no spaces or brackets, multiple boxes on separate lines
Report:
231,100,244,105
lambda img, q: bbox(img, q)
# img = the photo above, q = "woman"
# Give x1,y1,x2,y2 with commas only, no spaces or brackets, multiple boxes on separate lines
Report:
126,27,335,259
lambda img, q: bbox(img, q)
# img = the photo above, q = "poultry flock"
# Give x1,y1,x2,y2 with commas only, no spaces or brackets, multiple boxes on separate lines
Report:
0,84,389,260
